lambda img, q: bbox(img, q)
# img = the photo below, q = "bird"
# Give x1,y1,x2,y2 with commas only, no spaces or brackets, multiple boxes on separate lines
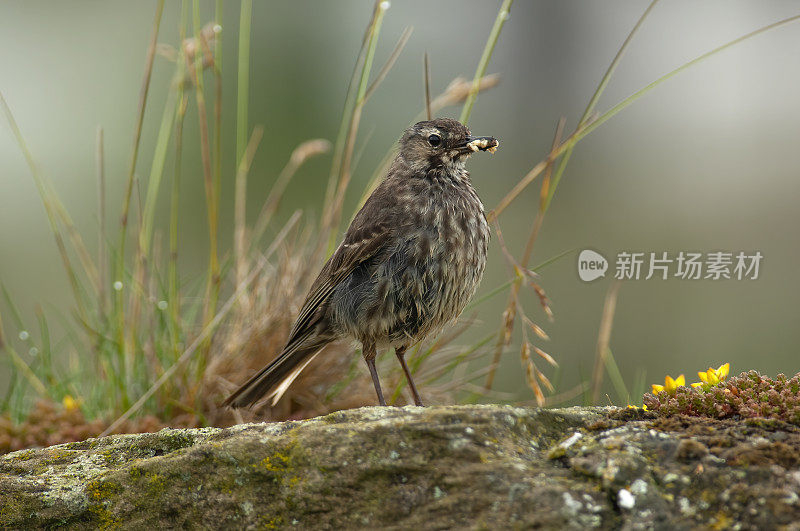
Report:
223,117,498,409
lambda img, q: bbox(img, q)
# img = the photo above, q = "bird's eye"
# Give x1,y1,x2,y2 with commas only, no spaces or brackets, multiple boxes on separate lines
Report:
427,134,442,147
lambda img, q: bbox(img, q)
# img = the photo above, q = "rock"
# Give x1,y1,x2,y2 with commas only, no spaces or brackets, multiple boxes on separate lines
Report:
1,405,800,529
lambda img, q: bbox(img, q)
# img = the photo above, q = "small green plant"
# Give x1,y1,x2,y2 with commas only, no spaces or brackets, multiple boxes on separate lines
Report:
644,369,800,425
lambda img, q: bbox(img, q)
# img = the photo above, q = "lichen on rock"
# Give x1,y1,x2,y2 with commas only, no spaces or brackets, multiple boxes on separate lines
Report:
1,405,799,528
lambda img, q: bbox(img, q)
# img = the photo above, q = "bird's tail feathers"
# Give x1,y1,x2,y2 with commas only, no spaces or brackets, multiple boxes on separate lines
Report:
222,340,327,409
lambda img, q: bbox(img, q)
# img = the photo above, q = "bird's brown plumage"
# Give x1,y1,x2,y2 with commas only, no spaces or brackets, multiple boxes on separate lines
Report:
223,118,496,409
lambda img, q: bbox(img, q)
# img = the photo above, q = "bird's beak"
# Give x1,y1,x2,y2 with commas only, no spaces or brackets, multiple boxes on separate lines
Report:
456,135,500,154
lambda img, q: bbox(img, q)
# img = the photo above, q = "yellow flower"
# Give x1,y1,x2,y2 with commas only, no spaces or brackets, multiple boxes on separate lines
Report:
651,374,685,395
695,363,730,387
62,395,81,412
627,404,648,411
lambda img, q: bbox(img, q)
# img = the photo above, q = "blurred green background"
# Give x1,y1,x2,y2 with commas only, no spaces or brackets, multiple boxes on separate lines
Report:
1,1,799,404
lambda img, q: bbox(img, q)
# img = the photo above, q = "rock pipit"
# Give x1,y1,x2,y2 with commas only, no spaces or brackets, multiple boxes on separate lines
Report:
224,118,498,408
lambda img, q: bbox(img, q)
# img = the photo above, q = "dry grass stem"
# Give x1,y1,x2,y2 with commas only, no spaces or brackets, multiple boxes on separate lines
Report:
234,126,265,294
96,127,107,314
250,139,332,250
363,27,413,103
423,52,432,121
590,280,622,403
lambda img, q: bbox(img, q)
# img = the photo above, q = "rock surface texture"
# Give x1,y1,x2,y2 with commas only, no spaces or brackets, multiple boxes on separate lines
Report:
2,405,800,529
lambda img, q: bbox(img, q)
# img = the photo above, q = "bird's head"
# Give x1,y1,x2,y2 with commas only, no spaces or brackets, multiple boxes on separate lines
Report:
398,118,498,175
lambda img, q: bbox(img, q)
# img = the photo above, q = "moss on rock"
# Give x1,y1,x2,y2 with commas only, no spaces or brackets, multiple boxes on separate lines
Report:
1,405,799,528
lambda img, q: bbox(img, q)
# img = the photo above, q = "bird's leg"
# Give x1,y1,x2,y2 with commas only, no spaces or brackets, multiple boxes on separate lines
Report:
395,347,424,406
363,344,386,406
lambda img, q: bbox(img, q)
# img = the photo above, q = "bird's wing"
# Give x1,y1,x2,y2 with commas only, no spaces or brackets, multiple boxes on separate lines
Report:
288,226,391,340
287,187,400,344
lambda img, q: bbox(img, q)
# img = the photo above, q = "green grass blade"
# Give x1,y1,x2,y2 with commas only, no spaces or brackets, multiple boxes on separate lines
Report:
545,0,660,211
1,283,25,330
324,1,390,248
169,0,190,359
603,348,630,406
459,0,513,125
139,92,177,258
236,0,252,167
570,13,800,158
496,13,800,221
114,0,165,382
322,3,378,228
0,93,89,321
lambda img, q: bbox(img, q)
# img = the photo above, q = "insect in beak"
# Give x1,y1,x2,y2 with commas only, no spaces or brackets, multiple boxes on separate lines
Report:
456,135,499,154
